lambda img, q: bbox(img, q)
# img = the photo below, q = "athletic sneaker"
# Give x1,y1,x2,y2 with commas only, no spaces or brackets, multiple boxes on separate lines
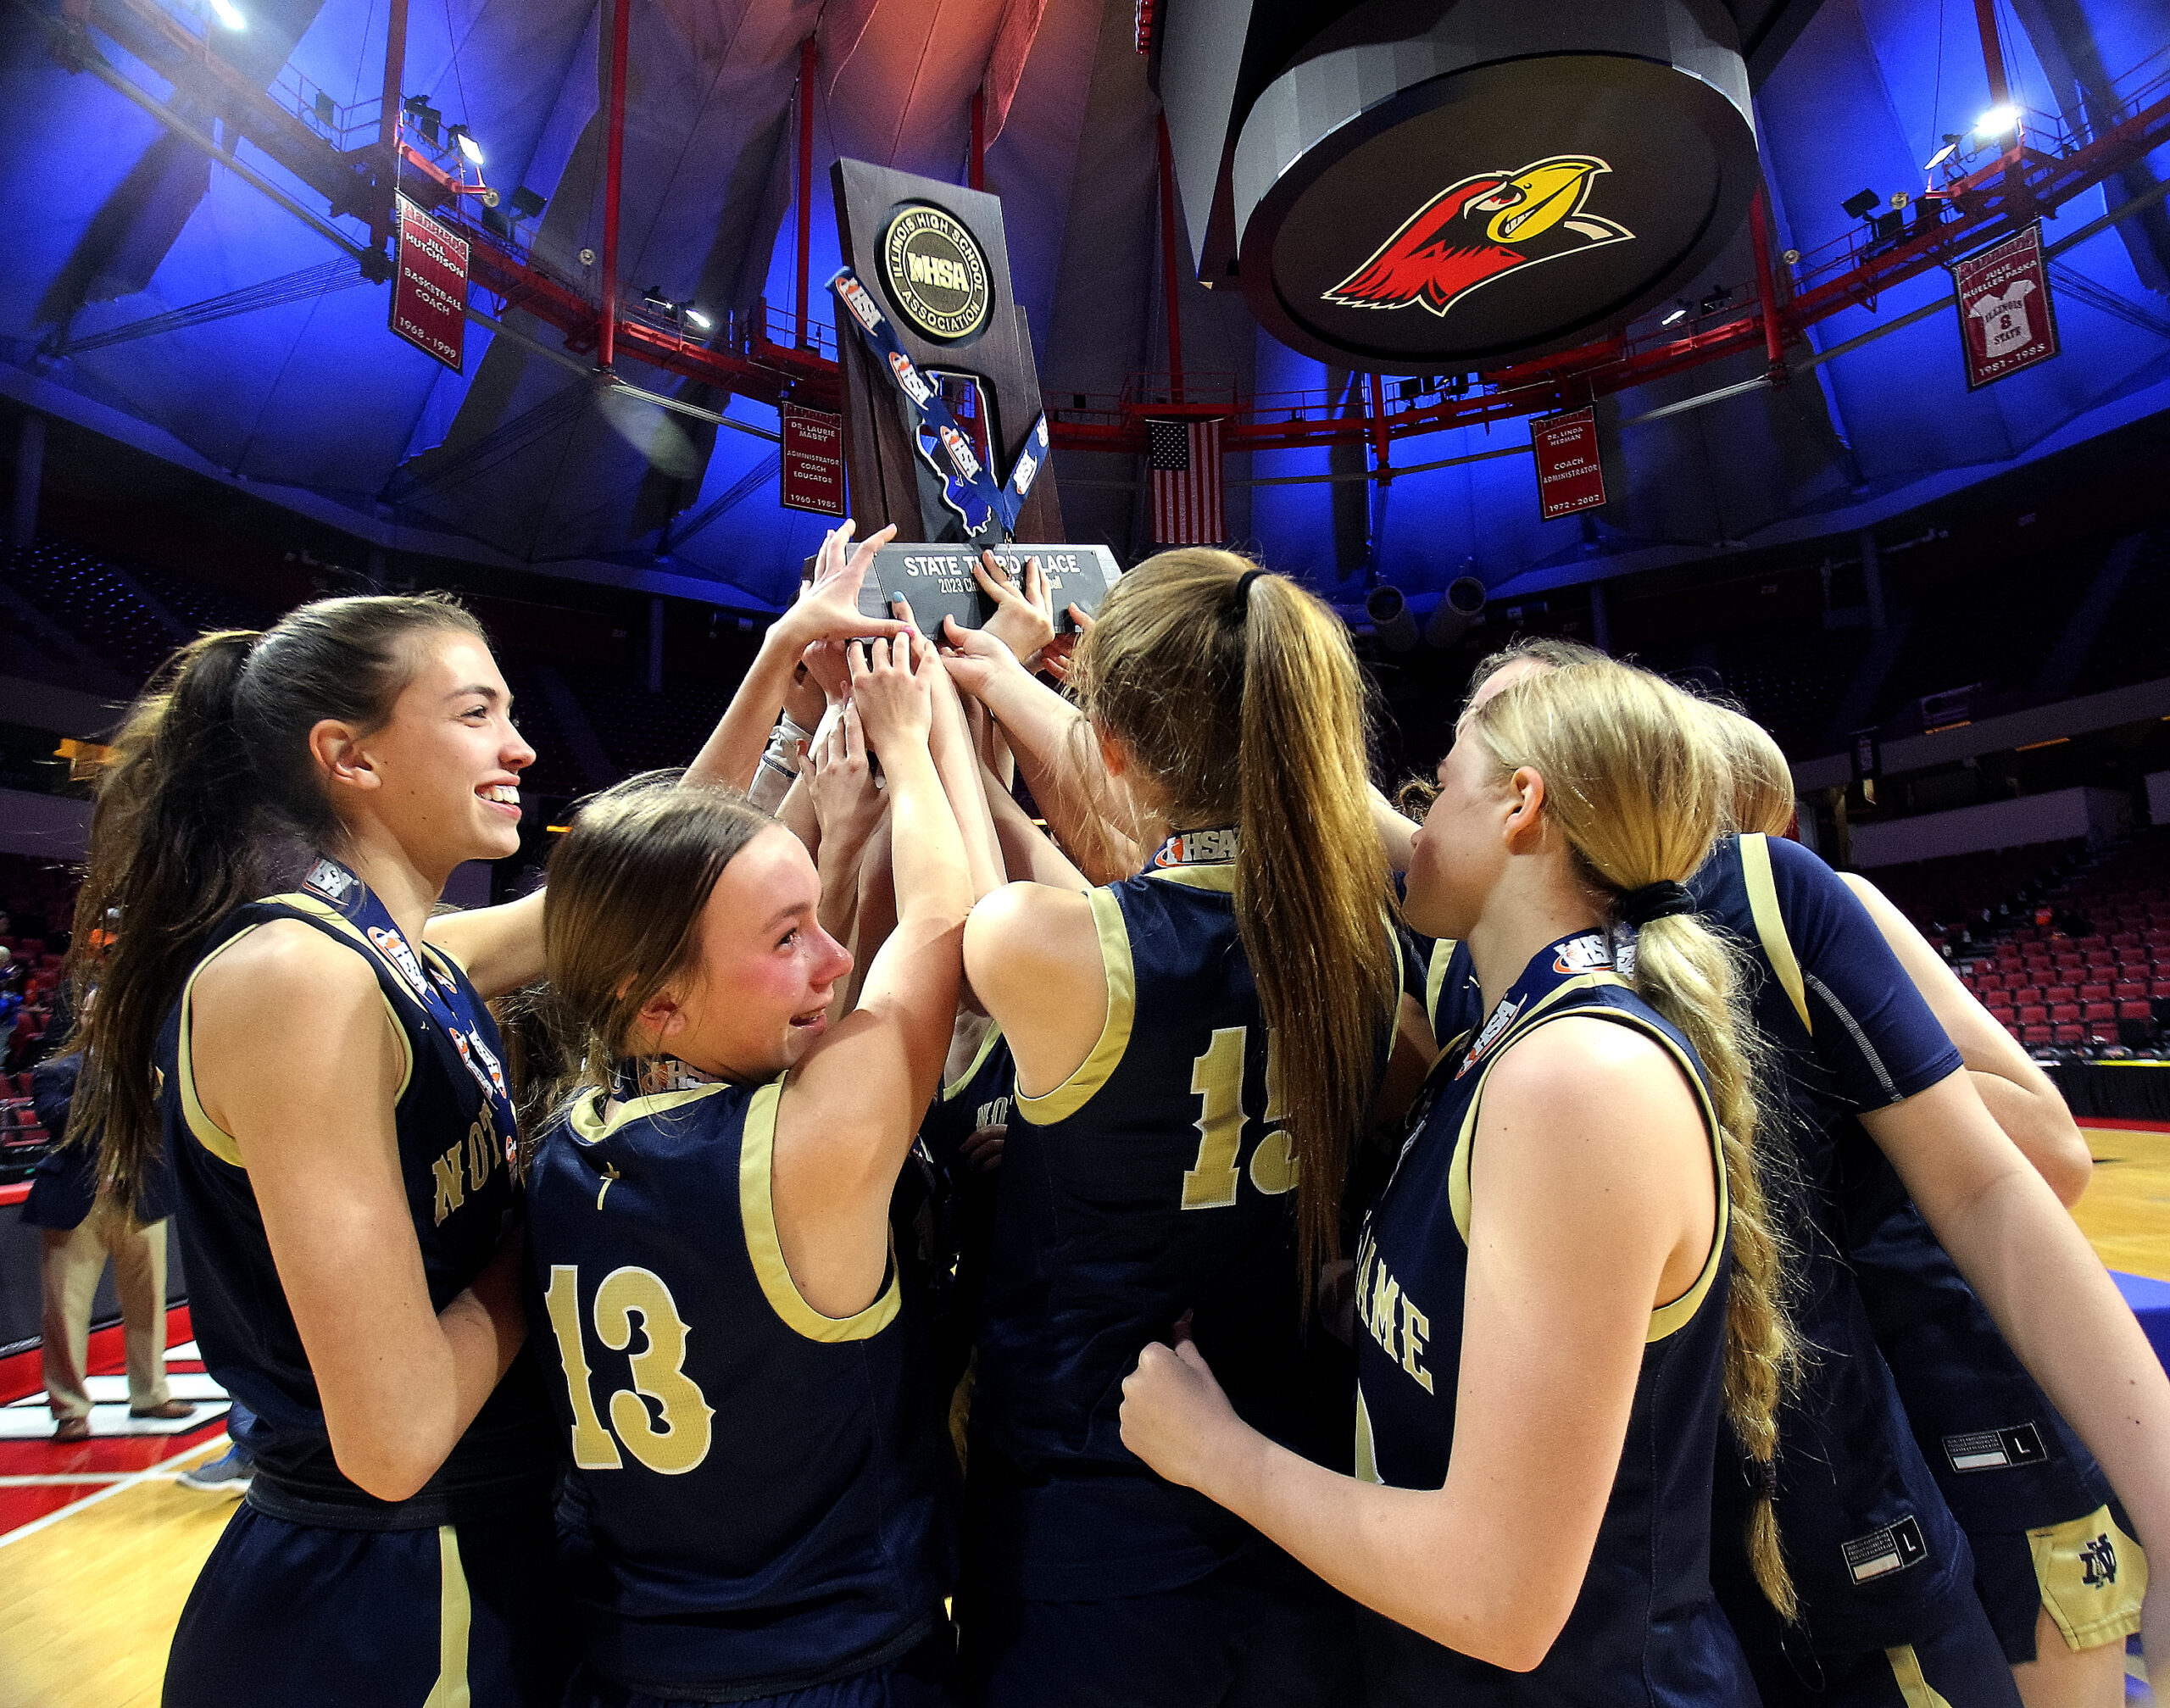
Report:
177,1446,253,1494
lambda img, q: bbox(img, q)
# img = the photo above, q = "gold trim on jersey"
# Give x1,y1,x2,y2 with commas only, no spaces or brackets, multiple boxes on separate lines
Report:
421,1524,473,1708
2030,1505,2147,1651
1882,1644,1954,1708
1425,939,1460,1038
1146,863,1237,893
1355,1384,1381,1484
568,1081,734,1143
943,1021,1007,1103
1739,834,1811,1033
739,1079,902,1342
175,921,414,1169
1444,974,1729,1344
1015,887,1137,1125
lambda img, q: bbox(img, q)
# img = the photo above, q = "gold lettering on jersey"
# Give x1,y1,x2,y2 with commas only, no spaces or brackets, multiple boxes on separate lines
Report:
1355,1230,1434,1394
432,1144,466,1224
465,1106,498,1194
975,1094,1013,1129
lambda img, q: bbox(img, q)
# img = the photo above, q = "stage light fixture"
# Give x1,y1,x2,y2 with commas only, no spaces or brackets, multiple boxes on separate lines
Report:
509,186,548,220
643,286,675,314
1924,140,1959,170
1974,103,2021,136
448,124,484,165
682,307,715,331
402,95,442,145
1660,301,1689,325
1839,187,1882,220
208,0,245,27
1699,287,1733,315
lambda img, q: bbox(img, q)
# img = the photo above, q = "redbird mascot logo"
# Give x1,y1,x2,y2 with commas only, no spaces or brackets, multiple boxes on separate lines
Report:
1324,155,1633,318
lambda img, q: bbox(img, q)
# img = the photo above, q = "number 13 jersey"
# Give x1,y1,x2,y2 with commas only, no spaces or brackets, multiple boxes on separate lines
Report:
968,848,1394,1600
526,1074,955,1700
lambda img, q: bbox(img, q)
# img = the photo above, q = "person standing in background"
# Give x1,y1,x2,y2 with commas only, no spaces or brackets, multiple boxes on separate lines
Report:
24,1026,193,1443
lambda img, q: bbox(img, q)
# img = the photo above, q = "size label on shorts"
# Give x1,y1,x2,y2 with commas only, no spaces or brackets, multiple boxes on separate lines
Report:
1842,1514,1927,1583
1944,1421,2046,1474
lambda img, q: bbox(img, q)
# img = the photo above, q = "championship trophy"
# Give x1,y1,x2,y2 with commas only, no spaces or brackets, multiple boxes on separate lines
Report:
826,159,1119,632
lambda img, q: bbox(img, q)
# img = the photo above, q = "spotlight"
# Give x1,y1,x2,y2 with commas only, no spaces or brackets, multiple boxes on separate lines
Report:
207,0,245,26
643,286,675,314
1839,187,1882,220
1699,287,1733,316
402,94,442,145
682,307,714,331
1974,103,2022,136
1924,141,1959,170
447,124,484,165
509,186,548,220
1660,301,1689,326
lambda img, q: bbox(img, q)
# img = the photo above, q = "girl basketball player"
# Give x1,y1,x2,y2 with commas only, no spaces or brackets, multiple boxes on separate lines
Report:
523,633,978,1707
69,531,901,1707
1121,651,1795,1705
945,551,1422,1708
1713,708,2148,1708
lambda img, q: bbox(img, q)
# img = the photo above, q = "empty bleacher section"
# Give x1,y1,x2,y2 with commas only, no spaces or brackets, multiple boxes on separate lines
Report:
568,673,736,780
2079,526,2170,694
1875,829,2170,1057
3,535,192,682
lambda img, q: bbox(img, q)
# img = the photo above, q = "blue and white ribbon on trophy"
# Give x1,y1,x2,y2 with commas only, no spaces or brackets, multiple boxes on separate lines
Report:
828,266,1049,537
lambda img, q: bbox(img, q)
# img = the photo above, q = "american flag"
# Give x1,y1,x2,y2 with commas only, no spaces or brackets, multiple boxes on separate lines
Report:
1148,417,1224,546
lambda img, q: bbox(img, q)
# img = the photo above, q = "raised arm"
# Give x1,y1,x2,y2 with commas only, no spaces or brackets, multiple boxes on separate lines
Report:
940,620,1139,882
771,635,972,1316
190,924,524,1501
1839,871,2092,1205
684,520,903,791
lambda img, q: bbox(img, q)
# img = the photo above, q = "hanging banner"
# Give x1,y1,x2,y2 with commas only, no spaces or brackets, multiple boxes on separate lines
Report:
1951,222,2059,390
780,401,846,515
1532,405,1606,520
389,195,469,371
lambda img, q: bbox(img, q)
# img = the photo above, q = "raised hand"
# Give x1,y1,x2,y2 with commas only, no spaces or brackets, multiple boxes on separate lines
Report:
974,552,1056,670
808,702,884,854
938,615,1031,702
802,640,851,707
1041,603,1094,686
849,632,936,757
784,520,906,653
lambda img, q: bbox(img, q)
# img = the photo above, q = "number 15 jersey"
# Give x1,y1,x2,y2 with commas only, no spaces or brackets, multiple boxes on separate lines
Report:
967,849,1394,1600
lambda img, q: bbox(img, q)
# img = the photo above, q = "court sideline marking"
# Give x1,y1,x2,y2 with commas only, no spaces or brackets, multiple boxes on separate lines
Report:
0,1434,227,1550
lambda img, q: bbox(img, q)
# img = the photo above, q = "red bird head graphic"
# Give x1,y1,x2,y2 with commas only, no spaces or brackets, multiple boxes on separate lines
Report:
1323,155,1633,318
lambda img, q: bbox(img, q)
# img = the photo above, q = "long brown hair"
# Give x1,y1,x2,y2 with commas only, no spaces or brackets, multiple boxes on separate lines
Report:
536,772,775,1117
69,594,485,1200
1070,548,1396,1285
1465,655,1801,1619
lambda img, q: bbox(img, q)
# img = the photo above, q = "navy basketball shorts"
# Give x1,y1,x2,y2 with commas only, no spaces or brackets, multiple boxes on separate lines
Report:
1732,1588,2024,1708
163,1499,574,1708
1970,1504,2147,1666
560,1622,961,1708
955,1548,1363,1708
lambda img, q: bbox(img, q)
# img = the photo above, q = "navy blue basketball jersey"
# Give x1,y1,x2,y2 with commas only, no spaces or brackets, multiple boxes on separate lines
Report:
526,1072,954,1700
159,876,557,1528
968,843,1398,1599
1423,937,1482,1052
1356,929,1753,1706
1689,832,1978,1653
1838,1132,2115,1538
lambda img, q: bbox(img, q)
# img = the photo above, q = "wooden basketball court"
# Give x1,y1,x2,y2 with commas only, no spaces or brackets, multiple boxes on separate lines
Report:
2,1127,2165,1708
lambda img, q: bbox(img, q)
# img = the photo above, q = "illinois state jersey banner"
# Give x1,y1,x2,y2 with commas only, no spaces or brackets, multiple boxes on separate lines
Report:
1952,223,2059,390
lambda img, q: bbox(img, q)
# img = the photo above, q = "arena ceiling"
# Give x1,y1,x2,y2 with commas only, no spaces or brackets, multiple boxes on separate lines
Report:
1,0,2167,615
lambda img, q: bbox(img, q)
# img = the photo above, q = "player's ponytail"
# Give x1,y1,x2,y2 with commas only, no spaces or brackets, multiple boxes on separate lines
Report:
1073,551,1396,1287
70,595,485,1203
1237,573,1397,1283
1467,657,1801,1620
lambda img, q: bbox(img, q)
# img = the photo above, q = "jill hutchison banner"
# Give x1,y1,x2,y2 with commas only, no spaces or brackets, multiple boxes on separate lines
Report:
390,195,470,373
